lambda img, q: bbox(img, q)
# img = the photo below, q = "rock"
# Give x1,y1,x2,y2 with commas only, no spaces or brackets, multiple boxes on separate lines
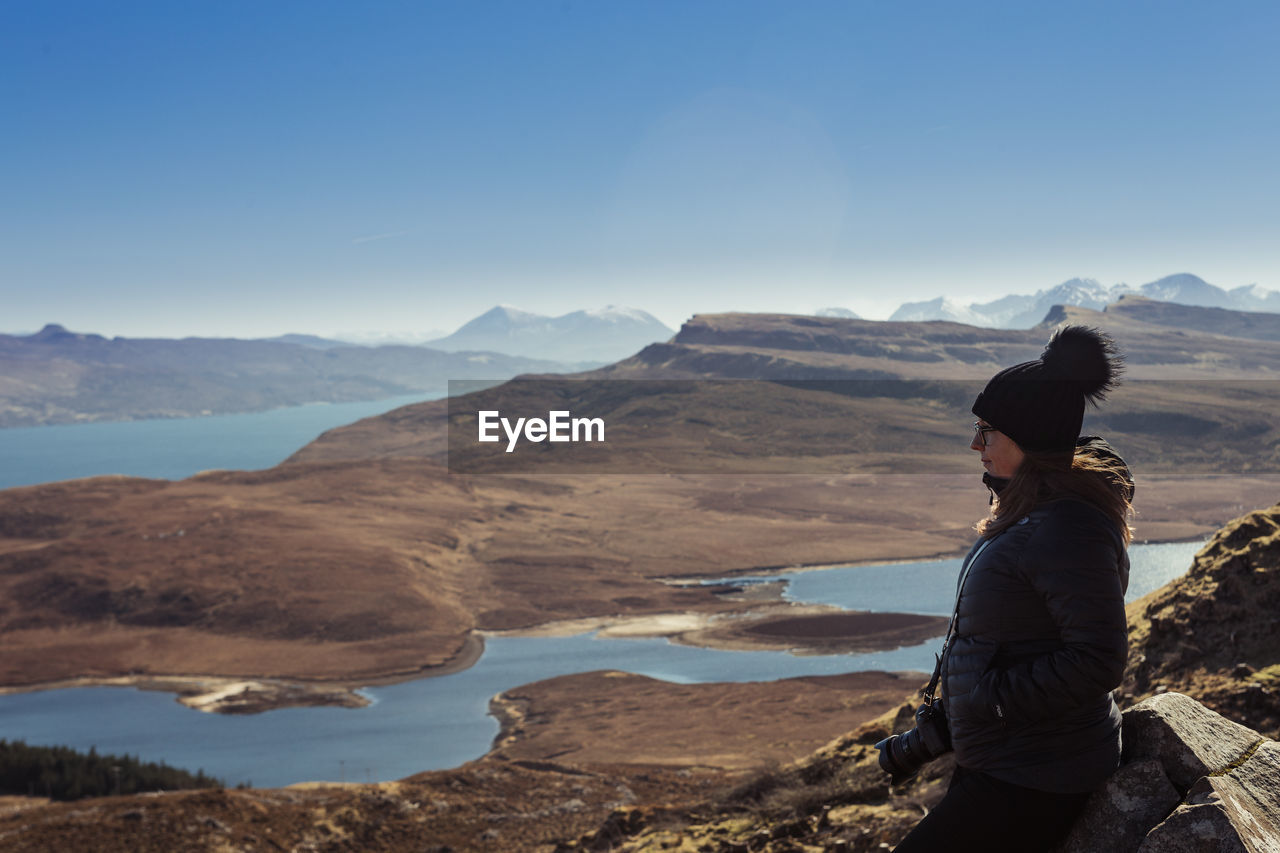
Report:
1122,692,1263,789
1140,794,1252,852
1055,693,1279,853
1123,503,1280,740
1140,740,1280,853
1053,759,1181,852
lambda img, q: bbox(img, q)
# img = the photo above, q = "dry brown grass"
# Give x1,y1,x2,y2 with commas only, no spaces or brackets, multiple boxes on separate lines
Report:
3,313,1279,689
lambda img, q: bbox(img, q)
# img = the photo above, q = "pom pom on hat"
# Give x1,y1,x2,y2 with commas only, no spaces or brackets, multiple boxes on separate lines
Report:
972,325,1124,453
1040,325,1124,405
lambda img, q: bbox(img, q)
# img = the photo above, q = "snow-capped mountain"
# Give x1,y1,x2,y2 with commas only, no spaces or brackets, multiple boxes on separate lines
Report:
1229,284,1280,311
890,274,1280,328
1139,273,1235,309
1122,274,1280,314
426,305,675,364
970,278,1117,328
815,307,862,319
889,297,986,325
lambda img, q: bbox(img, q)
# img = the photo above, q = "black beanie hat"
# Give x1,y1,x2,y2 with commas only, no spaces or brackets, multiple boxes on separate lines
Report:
971,325,1123,453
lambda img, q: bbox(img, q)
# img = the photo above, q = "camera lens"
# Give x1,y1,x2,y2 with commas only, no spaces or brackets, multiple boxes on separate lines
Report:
876,728,928,782
875,702,951,784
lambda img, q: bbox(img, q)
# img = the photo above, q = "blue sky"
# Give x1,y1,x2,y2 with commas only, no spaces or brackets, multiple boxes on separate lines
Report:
4,1,1278,338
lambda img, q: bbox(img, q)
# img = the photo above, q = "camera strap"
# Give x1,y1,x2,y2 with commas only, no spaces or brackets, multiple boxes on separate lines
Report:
922,533,997,703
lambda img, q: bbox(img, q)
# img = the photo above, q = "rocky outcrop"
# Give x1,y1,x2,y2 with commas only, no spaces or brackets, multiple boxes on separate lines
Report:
556,502,1280,853
1123,502,1280,738
565,693,1280,853
1055,692,1278,852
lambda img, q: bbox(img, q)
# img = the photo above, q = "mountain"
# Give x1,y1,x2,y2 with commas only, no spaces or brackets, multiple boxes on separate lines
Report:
327,329,450,346
891,273,1280,328
1124,501,1280,737
1229,283,1280,312
890,279,1117,327
425,305,675,363
4,306,1280,785
887,296,985,325
0,325,565,427
1098,295,1280,342
815,307,862,319
262,333,357,349
588,303,1280,388
4,315,1280,849
1140,272,1231,308
6,503,1277,850
972,277,1117,328
1137,272,1280,312
300,306,1280,494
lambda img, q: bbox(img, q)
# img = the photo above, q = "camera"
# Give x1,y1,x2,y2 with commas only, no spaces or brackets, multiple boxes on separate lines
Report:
875,698,952,785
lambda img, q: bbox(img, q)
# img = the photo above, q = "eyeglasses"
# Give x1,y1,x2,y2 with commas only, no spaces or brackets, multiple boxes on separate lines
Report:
973,422,997,447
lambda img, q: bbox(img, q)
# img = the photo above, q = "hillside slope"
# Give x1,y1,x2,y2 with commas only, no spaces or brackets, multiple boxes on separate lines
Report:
0,325,560,427
3,311,1279,690
1,503,1278,851
1123,501,1280,736
1103,294,1280,341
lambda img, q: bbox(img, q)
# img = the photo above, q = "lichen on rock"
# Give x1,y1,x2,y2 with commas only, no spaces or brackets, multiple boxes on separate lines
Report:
1054,693,1279,853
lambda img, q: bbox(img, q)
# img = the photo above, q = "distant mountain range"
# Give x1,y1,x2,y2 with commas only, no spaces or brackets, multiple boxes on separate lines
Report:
889,273,1280,328
1086,294,1280,341
262,333,358,349
13,286,1280,428
262,305,676,363
0,305,679,428
11,299,1280,721
424,305,675,364
0,325,563,428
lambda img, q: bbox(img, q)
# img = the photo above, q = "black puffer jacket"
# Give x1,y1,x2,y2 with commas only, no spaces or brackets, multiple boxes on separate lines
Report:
940,463,1130,792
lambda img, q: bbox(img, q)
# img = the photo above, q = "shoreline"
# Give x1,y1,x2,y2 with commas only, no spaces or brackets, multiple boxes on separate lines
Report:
0,536,1204,713
0,633,486,715
658,531,1208,583
481,604,951,657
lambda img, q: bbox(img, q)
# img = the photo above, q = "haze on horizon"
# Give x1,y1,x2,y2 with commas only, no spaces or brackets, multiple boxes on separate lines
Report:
4,1,1278,340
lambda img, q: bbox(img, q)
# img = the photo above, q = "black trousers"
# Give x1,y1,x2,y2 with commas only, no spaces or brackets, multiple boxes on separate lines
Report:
893,765,1091,853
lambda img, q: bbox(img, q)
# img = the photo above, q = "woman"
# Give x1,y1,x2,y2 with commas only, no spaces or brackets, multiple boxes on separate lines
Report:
892,325,1134,852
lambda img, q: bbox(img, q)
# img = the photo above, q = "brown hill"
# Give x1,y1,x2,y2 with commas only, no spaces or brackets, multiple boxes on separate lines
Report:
295,312,1280,478
0,760,721,853
3,311,1280,693
1103,294,1280,342
1122,501,1280,736
0,664,934,852
487,670,923,770
4,505,1280,851
0,457,986,689
606,308,1280,380
0,462,480,686
292,303,1280,470
0,665,935,851
0,324,557,427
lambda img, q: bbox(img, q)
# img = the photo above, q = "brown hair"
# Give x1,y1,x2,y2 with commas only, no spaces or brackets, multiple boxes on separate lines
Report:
976,445,1134,544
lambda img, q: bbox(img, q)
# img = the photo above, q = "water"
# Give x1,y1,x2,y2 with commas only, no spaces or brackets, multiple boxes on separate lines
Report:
0,632,944,788
0,392,445,489
723,539,1206,615
0,540,1200,788
0,404,1209,788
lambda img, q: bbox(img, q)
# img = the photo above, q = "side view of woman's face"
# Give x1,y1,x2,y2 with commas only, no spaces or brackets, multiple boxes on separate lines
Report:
971,420,1026,479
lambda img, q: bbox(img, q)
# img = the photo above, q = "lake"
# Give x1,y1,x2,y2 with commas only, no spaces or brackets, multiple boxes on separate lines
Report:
0,545,1202,788
0,392,446,490
0,403,1206,787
